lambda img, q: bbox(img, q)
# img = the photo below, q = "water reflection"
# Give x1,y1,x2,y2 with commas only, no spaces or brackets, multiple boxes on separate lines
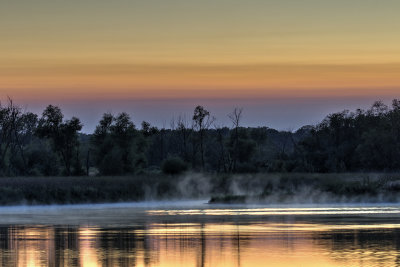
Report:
0,220,400,266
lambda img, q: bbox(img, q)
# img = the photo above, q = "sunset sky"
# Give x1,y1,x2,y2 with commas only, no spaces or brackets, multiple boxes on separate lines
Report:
1,0,400,131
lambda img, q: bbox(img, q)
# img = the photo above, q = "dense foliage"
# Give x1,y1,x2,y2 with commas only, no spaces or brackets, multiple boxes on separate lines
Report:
1,99,400,176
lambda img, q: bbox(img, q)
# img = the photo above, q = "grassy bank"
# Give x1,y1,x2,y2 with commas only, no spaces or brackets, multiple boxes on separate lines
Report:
0,175,177,205
1,173,400,205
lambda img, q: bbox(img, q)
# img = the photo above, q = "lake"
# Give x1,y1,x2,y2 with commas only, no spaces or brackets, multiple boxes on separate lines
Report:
0,201,400,266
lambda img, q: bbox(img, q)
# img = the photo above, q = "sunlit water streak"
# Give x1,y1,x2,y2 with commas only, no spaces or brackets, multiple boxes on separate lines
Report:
1,202,400,266
148,206,400,216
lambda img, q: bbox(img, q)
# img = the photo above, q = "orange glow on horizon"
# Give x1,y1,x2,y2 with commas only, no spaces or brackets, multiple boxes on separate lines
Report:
1,63,400,101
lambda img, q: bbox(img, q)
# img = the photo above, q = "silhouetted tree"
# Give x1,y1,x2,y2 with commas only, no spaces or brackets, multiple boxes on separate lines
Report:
192,106,214,170
4,98,400,177
176,115,191,163
0,98,30,175
36,105,83,176
228,107,243,172
214,124,228,173
92,112,137,175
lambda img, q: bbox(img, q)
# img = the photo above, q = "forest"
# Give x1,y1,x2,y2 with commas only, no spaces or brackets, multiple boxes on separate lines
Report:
1,98,400,177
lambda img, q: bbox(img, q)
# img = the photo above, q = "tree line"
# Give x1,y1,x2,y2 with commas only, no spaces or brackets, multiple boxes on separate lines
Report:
1,98,399,176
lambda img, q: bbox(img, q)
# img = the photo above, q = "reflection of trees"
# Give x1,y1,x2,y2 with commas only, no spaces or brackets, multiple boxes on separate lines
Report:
54,227,80,266
0,225,145,267
313,229,400,266
235,223,241,267
0,226,55,267
98,228,139,266
0,227,12,266
197,223,206,267
0,222,273,267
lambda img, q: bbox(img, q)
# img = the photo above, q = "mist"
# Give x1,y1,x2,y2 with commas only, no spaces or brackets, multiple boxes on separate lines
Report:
1,173,400,206
174,172,400,205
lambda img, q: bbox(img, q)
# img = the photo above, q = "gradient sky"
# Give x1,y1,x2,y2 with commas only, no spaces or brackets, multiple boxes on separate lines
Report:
1,0,400,131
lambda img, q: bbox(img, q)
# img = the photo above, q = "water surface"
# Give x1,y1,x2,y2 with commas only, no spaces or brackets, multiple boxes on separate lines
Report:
1,201,400,266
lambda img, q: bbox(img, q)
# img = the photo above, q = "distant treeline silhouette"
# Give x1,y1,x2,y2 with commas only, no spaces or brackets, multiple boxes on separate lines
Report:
1,98,400,177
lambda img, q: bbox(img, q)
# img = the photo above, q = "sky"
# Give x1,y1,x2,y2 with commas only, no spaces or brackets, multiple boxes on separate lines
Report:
1,0,400,132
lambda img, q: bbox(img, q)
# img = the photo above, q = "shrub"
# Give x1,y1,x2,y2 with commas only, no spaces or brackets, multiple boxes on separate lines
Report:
99,147,124,175
161,157,187,175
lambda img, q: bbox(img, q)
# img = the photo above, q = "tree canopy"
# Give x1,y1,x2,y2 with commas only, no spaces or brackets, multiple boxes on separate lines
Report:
1,99,400,176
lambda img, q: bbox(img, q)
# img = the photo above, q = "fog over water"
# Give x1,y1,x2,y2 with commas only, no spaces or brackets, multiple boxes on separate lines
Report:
1,201,400,225
1,202,400,266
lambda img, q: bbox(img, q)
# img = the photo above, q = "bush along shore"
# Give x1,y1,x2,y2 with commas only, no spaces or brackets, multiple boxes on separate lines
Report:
0,173,400,205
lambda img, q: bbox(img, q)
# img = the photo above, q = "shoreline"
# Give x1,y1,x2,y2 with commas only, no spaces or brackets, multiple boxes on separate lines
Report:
0,173,399,206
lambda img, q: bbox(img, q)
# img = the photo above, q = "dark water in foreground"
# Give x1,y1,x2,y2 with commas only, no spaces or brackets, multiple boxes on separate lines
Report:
1,201,400,266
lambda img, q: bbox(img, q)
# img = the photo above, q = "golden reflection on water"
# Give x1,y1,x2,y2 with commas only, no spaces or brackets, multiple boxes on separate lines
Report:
1,207,400,266
148,206,400,216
